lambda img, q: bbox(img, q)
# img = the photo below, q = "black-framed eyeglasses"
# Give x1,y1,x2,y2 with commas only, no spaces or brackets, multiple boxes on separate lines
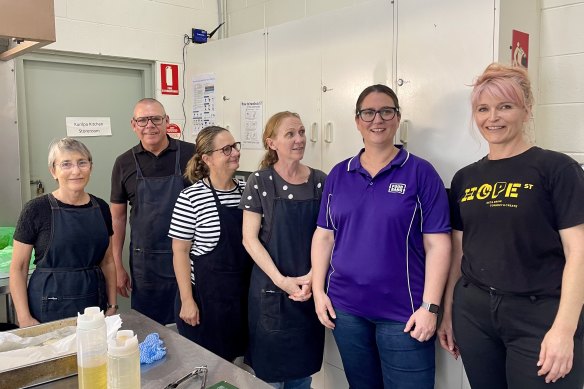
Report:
133,116,165,127
210,142,241,156
55,160,92,170
357,107,399,122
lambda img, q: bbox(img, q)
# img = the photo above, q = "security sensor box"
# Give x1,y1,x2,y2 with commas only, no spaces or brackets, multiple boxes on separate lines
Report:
192,28,208,44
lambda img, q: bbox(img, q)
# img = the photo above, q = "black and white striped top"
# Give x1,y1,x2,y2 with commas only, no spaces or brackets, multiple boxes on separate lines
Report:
168,179,245,257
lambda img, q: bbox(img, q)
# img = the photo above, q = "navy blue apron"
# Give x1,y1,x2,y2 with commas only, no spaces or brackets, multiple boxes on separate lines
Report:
175,178,252,361
130,144,184,325
247,168,325,382
28,194,108,323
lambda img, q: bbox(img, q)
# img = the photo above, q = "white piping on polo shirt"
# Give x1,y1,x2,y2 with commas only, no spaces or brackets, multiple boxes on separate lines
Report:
325,193,337,293
400,150,411,167
405,197,419,315
346,155,357,171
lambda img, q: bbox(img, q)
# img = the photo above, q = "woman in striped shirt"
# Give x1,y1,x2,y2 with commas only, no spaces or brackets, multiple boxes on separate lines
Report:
168,126,252,361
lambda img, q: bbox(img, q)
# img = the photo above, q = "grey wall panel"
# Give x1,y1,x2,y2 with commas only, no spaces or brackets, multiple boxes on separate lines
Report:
0,60,22,226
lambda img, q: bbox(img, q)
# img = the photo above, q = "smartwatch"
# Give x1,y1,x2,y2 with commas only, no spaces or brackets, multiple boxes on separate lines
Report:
421,301,440,314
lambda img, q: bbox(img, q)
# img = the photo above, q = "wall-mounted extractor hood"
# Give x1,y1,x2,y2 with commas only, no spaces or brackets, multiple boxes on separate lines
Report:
0,0,56,61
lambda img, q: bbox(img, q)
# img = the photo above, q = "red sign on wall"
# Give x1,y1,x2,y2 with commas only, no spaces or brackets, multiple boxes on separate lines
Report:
166,123,182,139
511,30,529,69
161,63,179,95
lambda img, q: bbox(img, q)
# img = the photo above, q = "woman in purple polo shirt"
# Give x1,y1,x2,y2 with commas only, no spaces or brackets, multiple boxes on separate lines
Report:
311,84,451,389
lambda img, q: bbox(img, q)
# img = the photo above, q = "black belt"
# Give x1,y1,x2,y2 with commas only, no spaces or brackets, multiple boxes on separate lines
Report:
35,266,99,273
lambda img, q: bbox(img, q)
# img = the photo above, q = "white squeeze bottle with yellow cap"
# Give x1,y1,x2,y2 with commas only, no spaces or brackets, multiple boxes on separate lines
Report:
108,330,141,389
76,306,107,389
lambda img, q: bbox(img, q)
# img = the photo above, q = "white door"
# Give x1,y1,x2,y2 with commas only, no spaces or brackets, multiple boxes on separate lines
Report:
395,0,492,186
266,15,323,171
220,30,266,172
320,0,394,173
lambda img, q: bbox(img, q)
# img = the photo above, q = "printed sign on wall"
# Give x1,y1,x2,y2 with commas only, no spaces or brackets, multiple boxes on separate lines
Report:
511,30,529,69
66,117,112,137
161,63,179,95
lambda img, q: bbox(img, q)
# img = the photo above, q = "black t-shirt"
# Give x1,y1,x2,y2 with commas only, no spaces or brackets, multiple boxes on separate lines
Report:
450,147,584,295
110,137,195,207
13,194,113,263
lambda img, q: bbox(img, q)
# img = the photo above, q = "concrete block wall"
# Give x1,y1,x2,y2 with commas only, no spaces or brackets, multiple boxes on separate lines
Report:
537,0,584,161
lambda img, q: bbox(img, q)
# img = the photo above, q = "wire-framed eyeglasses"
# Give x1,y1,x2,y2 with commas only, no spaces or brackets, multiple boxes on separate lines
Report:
55,160,92,170
210,142,242,156
357,107,399,122
133,116,165,127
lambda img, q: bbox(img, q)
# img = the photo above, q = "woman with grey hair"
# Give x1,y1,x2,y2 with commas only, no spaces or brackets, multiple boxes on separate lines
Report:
10,137,117,327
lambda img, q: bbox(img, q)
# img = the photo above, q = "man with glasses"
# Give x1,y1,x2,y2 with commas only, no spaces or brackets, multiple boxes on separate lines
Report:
110,98,195,324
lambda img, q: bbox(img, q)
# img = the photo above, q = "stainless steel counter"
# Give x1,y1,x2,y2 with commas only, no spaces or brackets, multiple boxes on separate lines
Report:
34,310,271,389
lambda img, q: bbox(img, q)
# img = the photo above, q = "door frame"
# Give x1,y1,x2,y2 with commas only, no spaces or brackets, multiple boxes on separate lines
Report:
14,50,154,203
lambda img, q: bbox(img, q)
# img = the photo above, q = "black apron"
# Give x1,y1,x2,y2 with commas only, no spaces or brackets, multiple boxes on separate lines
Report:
247,168,325,382
130,145,184,324
175,178,252,361
28,194,108,323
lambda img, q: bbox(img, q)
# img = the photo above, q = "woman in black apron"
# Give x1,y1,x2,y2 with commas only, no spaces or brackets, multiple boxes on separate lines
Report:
169,126,252,362
10,138,117,327
240,112,326,388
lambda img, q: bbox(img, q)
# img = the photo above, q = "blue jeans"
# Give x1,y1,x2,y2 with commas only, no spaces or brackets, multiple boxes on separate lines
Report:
268,376,312,389
332,309,435,389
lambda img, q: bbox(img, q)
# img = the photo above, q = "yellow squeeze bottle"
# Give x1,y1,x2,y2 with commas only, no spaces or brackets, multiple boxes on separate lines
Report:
76,307,107,389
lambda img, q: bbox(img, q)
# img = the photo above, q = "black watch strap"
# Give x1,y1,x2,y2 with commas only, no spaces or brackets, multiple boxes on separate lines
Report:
421,301,440,314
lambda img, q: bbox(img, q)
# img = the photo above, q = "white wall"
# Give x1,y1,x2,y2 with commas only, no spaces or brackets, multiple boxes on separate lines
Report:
537,0,584,162
224,0,373,36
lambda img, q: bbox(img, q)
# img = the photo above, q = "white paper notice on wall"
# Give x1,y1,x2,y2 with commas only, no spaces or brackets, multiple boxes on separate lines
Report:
241,101,263,150
192,73,216,136
66,117,112,137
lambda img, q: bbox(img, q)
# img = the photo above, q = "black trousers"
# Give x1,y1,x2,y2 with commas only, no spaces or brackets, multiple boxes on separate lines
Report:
452,278,584,389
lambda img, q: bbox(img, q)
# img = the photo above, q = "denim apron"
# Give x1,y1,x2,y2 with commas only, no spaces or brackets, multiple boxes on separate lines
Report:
130,145,184,324
28,194,108,322
175,178,252,361
247,168,325,382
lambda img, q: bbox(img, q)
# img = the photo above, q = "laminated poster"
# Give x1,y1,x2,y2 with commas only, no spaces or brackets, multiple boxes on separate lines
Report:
192,73,216,136
240,101,263,150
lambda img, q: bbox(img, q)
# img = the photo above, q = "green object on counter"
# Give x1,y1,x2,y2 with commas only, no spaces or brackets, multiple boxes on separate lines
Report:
0,227,35,273
0,246,36,273
0,227,15,250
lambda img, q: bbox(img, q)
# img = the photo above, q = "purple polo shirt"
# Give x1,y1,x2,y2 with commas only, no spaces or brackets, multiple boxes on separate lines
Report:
317,148,450,323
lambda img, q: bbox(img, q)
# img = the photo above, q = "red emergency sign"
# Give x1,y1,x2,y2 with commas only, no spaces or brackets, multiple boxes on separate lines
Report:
161,63,179,95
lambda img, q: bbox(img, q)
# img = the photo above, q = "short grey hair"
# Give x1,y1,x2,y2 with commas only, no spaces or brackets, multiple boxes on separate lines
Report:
48,138,92,168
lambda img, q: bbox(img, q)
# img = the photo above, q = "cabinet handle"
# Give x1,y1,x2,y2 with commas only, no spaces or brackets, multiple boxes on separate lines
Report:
310,122,318,143
399,120,410,146
324,122,333,143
